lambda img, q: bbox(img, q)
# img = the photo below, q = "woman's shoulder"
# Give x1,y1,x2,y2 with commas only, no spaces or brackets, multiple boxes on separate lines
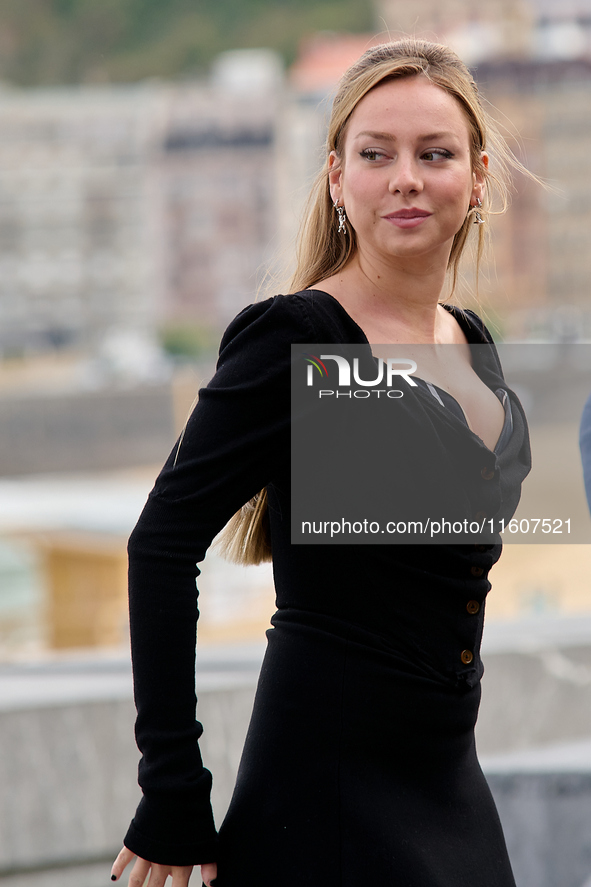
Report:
219,289,367,354
443,303,495,345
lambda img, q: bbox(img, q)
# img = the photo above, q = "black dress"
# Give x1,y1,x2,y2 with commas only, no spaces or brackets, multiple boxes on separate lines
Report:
123,290,531,886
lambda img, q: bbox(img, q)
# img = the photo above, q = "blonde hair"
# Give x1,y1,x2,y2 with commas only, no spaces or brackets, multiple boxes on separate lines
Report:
218,38,524,565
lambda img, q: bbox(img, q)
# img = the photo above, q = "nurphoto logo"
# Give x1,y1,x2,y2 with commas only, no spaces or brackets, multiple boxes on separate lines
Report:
302,352,418,399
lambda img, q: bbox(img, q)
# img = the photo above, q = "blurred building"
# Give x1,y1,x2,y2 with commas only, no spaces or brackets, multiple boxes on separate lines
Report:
0,83,164,354
158,52,281,326
476,58,591,338
0,50,282,356
377,0,591,65
377,0,534,63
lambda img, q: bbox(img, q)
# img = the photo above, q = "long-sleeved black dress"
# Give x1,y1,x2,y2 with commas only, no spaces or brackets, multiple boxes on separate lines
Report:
123,290,531,887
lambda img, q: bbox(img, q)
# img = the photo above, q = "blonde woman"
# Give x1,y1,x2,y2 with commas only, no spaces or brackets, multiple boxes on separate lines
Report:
112,39,531,887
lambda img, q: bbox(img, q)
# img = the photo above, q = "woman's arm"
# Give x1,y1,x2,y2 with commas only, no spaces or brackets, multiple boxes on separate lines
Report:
119,295,316,868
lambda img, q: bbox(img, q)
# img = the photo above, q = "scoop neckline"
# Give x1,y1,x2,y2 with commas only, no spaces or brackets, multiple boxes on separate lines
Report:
301,288,483,346
300,288,501,453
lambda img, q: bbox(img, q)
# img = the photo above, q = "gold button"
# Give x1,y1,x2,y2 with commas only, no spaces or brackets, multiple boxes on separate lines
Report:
467,600,480,615
481,466,495,480
461,649,474,665
475,511,487,521
470,566,484,577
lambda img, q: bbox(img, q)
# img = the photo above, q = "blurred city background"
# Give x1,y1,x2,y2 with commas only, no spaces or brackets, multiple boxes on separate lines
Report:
0,0,591,885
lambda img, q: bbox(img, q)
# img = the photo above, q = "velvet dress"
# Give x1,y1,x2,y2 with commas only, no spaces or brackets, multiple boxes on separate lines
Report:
123,290,531,887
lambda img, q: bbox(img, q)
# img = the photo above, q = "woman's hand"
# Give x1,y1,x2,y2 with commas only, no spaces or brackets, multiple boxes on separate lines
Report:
111,846,217,887
200,862,217,886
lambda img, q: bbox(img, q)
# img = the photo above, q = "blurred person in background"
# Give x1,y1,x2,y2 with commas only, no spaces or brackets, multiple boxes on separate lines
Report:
580,393,591,512
112,39,532,887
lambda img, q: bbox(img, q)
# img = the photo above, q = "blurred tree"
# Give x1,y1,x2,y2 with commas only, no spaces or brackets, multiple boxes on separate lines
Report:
0,0,375,85
159,323,218,361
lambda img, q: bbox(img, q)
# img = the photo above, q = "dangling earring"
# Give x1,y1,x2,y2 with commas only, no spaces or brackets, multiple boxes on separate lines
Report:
334,200,347,234
472,197,484,225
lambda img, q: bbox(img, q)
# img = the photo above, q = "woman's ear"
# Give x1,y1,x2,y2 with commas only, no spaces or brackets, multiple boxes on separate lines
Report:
472,151,489,204
328,150,343,205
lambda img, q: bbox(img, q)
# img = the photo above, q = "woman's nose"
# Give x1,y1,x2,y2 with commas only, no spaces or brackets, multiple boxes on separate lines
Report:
389,156,423,195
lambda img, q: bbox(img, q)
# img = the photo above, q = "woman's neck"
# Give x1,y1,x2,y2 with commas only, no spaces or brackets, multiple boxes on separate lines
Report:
315,252,458,344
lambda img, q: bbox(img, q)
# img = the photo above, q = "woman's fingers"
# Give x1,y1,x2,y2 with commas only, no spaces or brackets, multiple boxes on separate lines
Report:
144,863,171,887
110,849,201,887
170,865,194,887
128,856,151,887
111,846,136,881
200,861,217,887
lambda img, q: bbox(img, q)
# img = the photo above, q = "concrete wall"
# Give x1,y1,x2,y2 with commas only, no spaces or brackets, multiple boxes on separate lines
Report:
0,385,174,475
487,762,591,887
0,654,260,886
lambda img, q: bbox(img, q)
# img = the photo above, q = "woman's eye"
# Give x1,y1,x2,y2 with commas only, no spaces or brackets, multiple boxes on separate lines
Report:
359,149,385,161
422,149,453,162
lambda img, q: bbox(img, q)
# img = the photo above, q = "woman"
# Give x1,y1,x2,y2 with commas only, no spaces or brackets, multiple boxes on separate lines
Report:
112,39,531,887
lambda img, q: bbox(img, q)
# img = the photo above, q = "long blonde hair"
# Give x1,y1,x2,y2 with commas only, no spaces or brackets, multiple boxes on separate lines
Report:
218,37,523,565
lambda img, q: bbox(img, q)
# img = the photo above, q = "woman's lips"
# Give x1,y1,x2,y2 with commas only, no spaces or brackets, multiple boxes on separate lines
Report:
383,209,432,229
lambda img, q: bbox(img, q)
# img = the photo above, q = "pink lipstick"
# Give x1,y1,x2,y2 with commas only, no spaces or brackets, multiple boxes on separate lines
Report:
384,208,432,229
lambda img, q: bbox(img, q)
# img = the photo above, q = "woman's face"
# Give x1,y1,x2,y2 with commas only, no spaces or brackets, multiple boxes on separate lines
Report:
329,75,486,269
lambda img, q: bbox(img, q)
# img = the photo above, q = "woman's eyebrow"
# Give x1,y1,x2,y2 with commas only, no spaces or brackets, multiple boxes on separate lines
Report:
353,129,458,142
418,131,458,142
354,130,395,141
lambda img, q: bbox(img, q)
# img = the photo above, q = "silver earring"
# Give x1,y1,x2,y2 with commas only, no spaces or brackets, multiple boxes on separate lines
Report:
334,200,347,234
472,197,484,225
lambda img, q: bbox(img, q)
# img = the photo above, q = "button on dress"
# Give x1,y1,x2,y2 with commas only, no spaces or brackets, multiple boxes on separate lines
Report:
123,290,531,886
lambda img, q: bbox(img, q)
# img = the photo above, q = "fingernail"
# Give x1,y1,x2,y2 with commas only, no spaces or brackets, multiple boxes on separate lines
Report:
111,876,117,882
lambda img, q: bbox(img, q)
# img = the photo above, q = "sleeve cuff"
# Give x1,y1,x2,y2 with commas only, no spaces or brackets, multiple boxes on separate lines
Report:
123,791,219,866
